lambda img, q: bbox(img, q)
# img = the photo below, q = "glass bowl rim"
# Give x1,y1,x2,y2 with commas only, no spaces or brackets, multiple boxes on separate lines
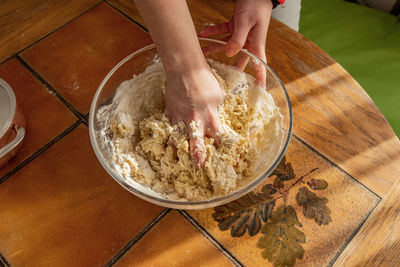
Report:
89,38,293,209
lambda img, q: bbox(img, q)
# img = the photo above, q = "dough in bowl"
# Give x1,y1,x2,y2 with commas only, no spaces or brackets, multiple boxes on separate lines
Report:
97,59,283,201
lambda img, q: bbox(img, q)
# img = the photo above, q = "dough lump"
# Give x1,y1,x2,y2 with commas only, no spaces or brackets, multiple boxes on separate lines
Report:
98,59,283,201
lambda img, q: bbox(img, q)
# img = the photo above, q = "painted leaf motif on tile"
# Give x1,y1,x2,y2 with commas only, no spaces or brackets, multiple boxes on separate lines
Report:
271,156,295,181
307,178,328,190
296,187,332,225
273,177,284,190
212,184,276,237
257,205,305,267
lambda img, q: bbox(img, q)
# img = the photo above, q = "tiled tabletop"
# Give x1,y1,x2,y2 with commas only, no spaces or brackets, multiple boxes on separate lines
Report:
1,1,400,267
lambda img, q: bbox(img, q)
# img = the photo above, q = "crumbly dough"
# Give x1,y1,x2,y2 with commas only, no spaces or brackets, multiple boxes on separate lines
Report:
98,59,283,201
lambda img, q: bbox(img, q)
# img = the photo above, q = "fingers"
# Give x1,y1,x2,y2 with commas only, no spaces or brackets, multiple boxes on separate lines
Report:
189,121,206,168
246,23,267,61
201,36,230,56
188,107,224,167
226,18,253,57
199,19,253,57
252,54,267,86
207,118,224,147
189,136,206,168
246,24,268,86
165,94,184,125
167,141,178,160
248,44,267,86
202,44,225,56
198,22,230,37
234,52,250,71
165,109,180,125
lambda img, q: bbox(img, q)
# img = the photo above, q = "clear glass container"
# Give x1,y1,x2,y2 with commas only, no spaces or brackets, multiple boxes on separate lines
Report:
89,38,293,209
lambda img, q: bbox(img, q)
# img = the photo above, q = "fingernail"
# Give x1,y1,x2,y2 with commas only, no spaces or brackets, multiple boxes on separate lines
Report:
226,48,236,57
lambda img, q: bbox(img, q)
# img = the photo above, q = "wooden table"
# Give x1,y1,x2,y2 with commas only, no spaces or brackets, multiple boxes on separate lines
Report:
0,1,399,266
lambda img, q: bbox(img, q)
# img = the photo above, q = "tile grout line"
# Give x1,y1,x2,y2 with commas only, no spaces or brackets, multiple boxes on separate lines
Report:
293,134,384,265
1,2,381,266
0,1,104,66
104,0,380,203
104,1,148,32
104,208,171,267
179,210,244,267
0,253,10,267
15,56,88,124
328,197,381,266
105,0,381,202
83,113,89,126
99,5,385,264
0,0,99,261
293,134,382,200
89,4,385,266
1,0,379,201
0,120,82,185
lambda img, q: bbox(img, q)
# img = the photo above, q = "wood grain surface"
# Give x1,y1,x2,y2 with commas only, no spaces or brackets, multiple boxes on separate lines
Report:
334,178,400,266
266,19,400,197
107,0,235,31
189,137,379,267
0,0,101,62
108,0,400,197
106,1,400,265
1,0,399,265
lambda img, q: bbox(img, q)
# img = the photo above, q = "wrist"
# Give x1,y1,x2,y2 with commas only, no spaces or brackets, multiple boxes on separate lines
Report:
165,63,214,98
163,51,209,76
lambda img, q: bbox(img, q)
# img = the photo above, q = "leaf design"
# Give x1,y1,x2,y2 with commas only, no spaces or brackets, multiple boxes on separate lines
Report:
273,177,284,190
271,156,295,181
296,187,332,225
212,184,276,237
307,178,328,190
257,205,305,267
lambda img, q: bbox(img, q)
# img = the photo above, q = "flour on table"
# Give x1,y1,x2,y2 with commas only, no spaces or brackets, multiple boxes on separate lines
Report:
97,59,283,201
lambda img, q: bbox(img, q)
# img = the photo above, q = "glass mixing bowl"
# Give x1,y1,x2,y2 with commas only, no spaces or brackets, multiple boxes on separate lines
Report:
89,38,293,209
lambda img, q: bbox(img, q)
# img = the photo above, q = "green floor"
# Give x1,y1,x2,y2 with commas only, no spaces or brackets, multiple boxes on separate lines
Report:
299,0,400,136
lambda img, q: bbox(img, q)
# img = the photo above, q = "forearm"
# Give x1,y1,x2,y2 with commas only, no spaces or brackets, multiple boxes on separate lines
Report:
133,0,207,74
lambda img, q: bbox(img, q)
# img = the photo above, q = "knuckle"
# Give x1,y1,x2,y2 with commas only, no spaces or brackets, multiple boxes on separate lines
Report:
246,33,257,44
230,38,245,49
205,107,214,118
236,13,255,28
247,16,258,27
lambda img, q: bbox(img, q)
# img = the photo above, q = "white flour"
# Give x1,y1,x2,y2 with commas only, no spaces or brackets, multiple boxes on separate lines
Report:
97,60,283,201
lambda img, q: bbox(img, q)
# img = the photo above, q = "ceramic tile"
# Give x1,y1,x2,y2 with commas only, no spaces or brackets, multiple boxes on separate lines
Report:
106,0,143,25
0,0,101,62
188,138,379,267
0,125,164,266
20,3,152,114
0,58,76,177
116,210,234,267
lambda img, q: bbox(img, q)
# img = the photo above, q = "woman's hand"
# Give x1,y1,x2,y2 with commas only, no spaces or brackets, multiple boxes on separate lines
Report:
134,0,226,167
199,0,273,84
165,65,225,167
